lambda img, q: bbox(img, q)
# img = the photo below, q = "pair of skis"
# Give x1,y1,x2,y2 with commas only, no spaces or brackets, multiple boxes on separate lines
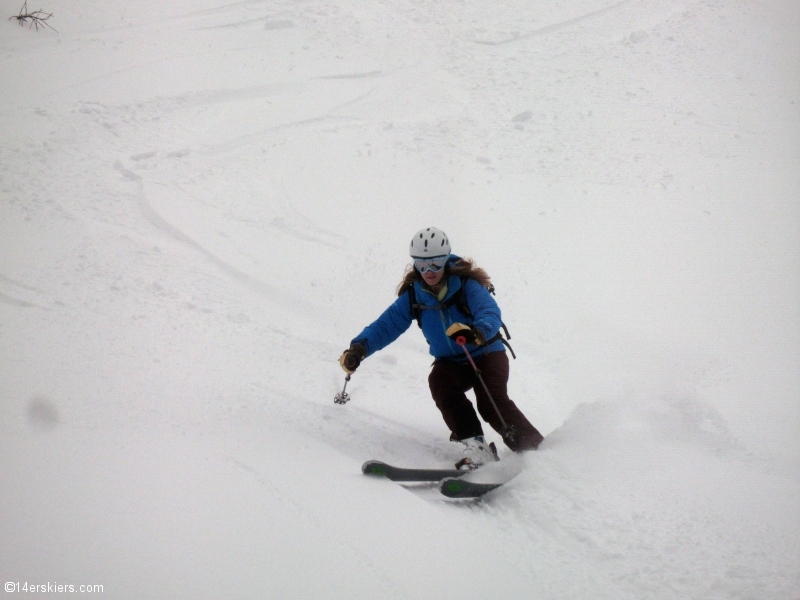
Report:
362,460,505,499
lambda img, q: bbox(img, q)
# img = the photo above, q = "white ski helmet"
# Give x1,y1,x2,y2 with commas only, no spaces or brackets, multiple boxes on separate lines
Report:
409,227,451,257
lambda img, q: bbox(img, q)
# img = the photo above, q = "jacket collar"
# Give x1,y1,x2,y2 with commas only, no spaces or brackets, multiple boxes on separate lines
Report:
416,274,463,303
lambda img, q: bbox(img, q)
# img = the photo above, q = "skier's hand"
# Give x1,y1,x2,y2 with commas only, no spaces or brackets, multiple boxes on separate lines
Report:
339,343,366,374
445,323,484,346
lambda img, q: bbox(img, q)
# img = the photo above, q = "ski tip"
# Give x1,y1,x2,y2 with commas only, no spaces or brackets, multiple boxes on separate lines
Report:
362,460,390,477
439,477,503,499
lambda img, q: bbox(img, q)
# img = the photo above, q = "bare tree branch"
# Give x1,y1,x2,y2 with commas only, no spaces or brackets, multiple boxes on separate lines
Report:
9,0,57,33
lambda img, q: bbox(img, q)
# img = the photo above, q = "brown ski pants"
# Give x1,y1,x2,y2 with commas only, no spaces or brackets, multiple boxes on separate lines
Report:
428,351,544,452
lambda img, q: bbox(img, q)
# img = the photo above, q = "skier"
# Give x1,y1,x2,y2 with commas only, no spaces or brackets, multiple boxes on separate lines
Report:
340,227,544,469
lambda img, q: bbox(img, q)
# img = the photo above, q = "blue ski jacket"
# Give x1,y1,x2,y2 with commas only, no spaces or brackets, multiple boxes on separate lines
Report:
351,263,506,362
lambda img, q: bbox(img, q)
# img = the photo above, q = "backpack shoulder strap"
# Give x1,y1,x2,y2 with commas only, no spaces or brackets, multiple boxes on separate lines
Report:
407,283,423,328
439,276,472,318
408,278,468,328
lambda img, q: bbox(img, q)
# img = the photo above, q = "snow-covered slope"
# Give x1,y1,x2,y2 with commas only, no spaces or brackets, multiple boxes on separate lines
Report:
1,1,798,598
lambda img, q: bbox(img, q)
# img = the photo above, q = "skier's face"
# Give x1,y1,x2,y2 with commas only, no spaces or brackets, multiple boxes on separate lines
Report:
421,267,445,287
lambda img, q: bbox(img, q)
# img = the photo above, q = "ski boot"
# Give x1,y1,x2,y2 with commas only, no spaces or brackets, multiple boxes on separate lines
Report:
455,435,499,470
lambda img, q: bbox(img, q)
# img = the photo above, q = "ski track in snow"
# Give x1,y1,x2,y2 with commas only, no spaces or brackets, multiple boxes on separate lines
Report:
472,0,636,45
1,0,799,598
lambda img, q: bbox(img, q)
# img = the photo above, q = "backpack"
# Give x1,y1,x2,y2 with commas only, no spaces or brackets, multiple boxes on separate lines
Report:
407,276,516,358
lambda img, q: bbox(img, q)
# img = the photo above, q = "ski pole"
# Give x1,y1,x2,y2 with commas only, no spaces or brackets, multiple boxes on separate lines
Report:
455,337,516,444
334,374,351,404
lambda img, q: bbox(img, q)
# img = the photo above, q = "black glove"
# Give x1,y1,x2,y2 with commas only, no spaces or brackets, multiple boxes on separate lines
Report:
339,343,366,375
445,323,484,346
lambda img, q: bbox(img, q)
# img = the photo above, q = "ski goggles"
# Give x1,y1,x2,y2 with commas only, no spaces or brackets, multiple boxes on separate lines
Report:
413,255,449,273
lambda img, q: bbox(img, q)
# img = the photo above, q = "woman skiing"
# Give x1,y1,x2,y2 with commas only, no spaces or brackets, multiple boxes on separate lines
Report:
340,227,544,469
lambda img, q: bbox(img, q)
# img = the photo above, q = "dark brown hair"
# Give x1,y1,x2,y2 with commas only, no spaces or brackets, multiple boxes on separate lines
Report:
396,257,491,296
